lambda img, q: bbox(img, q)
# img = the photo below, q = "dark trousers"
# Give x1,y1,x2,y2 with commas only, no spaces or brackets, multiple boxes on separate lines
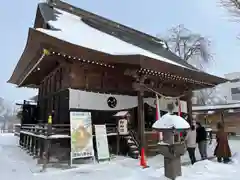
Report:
217,157,230,163
187,147,196,164
198,141,208,160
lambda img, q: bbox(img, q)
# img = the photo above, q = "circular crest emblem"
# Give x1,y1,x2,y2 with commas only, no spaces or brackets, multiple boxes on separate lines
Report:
107,96,117,108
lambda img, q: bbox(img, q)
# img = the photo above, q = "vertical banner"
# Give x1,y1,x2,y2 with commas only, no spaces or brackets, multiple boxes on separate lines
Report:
70,111,94,164
155,94,162,141
94,125,110,161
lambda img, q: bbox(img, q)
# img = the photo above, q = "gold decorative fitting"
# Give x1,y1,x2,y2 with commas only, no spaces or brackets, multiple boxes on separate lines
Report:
49,51,115,68
43,49,50,56
138,68,212,86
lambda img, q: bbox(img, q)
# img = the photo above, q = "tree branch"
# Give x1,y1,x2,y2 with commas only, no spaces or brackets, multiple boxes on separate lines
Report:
220,0,240,20
161,24,214,105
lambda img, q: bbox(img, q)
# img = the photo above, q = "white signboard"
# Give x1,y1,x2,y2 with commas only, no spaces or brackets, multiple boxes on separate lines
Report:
94,125,110,161
118,119,128,135
70,111,94,161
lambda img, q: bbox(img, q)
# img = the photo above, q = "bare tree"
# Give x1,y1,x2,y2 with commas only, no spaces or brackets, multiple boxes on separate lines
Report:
220,0,240,39
160,25,216,105
196,89,214,105
16,111,22,123
220,0,240,19
161,24,212,70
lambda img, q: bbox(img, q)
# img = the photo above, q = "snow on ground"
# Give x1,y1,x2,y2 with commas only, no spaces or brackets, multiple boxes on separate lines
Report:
1,134,240,180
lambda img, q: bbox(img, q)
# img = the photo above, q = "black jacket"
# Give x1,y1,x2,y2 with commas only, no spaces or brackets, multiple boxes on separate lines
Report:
196,126,207,143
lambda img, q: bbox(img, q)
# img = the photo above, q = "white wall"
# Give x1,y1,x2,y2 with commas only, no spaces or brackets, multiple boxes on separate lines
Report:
192,72,240,105
224,72,240,80
216,72,240,103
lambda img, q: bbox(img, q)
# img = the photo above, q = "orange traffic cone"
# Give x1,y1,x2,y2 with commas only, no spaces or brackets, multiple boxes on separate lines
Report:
140,148,148,168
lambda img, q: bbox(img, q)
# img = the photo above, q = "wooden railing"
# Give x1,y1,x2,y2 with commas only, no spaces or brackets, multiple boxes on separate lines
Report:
129,129,140,148
18,122,123,171
20,124,70,139
20,123,118,141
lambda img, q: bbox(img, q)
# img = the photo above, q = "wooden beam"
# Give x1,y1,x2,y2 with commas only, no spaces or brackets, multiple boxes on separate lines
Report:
132,82,186,97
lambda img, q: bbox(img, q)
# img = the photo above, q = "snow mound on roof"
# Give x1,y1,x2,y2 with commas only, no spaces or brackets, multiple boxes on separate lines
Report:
36,7,189,69
152,113,190,130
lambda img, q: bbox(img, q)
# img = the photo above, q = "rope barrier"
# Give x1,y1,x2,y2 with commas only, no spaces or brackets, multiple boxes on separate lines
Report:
141,84,186,100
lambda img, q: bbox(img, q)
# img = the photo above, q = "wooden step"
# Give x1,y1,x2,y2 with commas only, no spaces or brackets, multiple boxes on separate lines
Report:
147,144,159,147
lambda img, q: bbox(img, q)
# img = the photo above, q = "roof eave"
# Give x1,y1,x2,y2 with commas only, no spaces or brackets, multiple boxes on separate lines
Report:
10,28,228,89
7,28,38,85
139,55,228,88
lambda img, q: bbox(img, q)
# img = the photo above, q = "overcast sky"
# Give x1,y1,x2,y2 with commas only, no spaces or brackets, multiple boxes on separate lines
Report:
0,0,239,102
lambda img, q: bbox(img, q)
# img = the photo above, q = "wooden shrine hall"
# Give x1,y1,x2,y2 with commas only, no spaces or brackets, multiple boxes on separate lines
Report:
8,0,227,166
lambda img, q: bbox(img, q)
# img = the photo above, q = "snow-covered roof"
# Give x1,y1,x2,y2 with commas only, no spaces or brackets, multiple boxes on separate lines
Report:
152,113,190,130
192,103,240,111
7,1,227,88
36,8,190,69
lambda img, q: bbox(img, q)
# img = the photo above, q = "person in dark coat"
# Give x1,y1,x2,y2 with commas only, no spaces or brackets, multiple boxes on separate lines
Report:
214,122,232,163
196,122,207,160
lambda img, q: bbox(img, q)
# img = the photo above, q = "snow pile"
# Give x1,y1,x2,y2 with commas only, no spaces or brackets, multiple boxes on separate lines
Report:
0,134,40,180
152,113,190,130
1,134,240,179
178,160,236,179
0,133,17,146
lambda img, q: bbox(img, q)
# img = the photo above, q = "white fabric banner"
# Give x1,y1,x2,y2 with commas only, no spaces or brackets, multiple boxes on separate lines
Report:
69,89,187,113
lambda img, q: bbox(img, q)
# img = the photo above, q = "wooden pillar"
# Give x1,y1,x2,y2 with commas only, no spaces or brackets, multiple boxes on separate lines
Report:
116,119,120,155
186,92,193,125
137,86,145,150
42,115,52,171
132,74,146,150
220,112,224,124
